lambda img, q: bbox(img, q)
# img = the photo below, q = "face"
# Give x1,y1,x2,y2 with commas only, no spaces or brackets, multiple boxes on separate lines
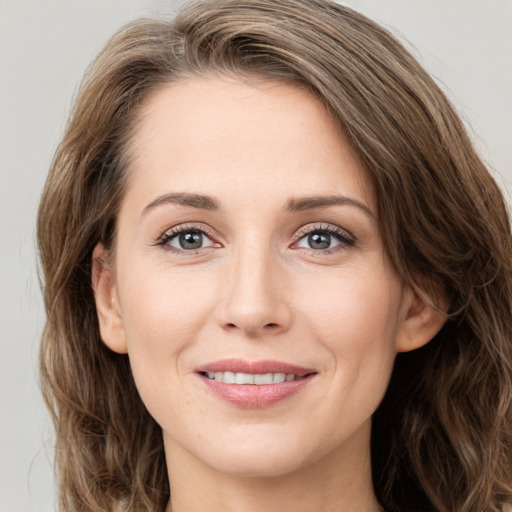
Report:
94,77,429,479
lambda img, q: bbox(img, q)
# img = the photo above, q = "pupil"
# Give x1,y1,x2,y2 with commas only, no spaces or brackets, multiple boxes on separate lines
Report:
308,232,331,250
179,231,202,249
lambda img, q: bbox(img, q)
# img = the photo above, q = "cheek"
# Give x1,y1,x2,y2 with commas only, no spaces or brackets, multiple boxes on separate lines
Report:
117,265,217,377
296,271,401,440
296,266,401,381
116,265,221,431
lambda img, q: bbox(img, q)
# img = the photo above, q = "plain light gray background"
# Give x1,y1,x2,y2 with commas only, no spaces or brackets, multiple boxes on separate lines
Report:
1,1,510,511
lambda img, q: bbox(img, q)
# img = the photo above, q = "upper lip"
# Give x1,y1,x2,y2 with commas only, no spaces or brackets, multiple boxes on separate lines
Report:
195,359,316,377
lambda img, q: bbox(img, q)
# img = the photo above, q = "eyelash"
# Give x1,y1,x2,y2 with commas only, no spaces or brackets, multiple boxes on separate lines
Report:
155,223,219,254
155,223,356,254
292,224,355,254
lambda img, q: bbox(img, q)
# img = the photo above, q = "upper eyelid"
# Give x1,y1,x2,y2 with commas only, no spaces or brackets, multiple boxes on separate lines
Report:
160,223,217,239
154,224,219,251
155,221,355,247
155,224,221,255
293,223,355,241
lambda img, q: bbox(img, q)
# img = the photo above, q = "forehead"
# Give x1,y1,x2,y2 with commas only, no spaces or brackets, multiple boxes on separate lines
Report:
124,76,374,212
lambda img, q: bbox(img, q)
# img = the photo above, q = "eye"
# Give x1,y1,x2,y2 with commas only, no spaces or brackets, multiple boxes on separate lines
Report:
157,226,219,252
293,225,354,252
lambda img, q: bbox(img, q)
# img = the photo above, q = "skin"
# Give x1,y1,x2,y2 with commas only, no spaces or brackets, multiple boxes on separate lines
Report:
93,77,446,512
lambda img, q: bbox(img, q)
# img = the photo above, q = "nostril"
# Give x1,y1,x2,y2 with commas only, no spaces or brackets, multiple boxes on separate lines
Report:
265,323,278,328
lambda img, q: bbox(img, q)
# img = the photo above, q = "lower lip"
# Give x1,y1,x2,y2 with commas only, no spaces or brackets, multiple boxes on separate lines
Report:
199,374,315,408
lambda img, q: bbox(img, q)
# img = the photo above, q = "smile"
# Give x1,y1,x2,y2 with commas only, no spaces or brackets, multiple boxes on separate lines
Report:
196,359,317,408
202,371,299,384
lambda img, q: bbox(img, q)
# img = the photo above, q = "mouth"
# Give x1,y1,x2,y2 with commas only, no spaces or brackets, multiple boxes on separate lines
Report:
200,371,306,384
195,359,317,408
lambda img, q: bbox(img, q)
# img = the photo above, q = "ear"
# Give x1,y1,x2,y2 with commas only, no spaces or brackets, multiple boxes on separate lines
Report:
91,243,127,354
396,285,448,353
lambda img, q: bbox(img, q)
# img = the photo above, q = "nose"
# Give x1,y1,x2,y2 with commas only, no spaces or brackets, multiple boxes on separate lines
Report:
215,245,292,337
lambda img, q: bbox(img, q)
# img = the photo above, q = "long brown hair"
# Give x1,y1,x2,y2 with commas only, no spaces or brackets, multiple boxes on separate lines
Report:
37,0,512,510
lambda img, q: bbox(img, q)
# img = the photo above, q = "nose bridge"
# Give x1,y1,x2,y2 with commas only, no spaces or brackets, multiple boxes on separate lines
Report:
216,234,290,336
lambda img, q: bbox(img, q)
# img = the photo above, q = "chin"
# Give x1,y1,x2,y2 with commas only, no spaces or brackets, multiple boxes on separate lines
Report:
189,428,333,479
211,449,312,478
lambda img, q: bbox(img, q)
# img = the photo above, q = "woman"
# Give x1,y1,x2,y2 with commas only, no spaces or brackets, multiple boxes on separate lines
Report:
37,0,512,511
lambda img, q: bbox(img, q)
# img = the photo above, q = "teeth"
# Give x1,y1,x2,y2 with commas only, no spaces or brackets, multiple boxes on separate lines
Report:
235,372,254,384
273,373,286,383
205,371,297,384
223,371,236,384
254,373,273,385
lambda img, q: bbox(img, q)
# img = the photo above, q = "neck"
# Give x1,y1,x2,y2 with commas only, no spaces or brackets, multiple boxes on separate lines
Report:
164,423,381,512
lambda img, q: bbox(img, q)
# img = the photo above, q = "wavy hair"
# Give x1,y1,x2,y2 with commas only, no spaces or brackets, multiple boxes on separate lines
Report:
37,0,512,510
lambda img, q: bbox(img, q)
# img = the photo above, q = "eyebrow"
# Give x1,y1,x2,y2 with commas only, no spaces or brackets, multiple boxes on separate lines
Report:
141,192,373,219
286,195,374,218
142,192,221,216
